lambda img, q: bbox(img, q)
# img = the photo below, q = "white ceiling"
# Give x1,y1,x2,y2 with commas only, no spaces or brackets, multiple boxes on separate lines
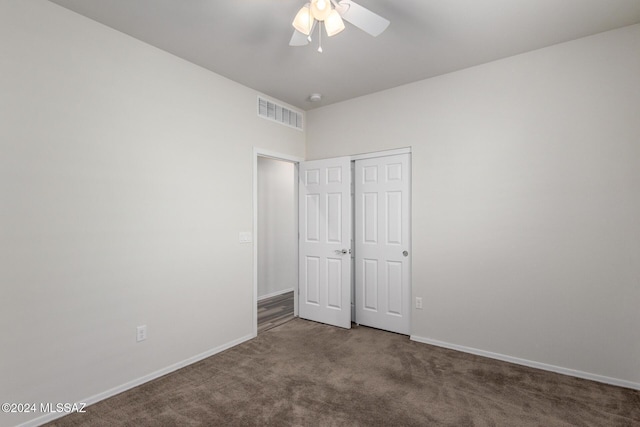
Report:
49,0,640,111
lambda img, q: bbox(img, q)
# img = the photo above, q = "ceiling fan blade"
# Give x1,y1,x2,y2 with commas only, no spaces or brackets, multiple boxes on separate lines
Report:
289,29,310,46
336,0,389,37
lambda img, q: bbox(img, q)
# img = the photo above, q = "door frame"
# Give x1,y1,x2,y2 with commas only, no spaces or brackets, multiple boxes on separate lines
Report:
253,148,304,338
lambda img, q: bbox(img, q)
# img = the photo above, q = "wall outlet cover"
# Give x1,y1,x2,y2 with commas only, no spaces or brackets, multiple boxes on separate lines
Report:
239,231,252,243
136,325,147,342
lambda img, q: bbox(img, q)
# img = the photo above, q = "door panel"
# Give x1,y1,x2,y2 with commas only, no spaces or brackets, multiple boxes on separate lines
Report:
327,258,342,308
305,194,320,241
387,261,403,315
305,256,320,305
355,154,411,334
299,157,351,329
363,193,378,243
363,259,378,310
386,192,402,244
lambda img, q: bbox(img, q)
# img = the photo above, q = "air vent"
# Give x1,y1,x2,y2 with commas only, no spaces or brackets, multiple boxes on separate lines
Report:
257,97,303,131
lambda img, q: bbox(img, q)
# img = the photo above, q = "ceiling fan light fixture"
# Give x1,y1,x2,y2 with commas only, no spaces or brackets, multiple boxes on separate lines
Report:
325,9,345,37
310,0,331,21
289,0,389,52
292,4,312,35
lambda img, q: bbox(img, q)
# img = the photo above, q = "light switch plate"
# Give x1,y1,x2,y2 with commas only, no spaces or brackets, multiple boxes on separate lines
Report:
239,231,252,243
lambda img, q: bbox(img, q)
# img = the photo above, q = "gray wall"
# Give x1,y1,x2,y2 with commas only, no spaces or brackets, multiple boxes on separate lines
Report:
258,157,297,299
0,2,304,426
306,24,640,387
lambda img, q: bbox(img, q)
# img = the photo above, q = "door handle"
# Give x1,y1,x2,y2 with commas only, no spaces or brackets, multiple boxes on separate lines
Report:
403,251,409,257
335,249,350,255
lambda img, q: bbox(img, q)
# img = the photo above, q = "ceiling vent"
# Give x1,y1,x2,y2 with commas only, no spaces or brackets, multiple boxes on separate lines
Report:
258,96,303,131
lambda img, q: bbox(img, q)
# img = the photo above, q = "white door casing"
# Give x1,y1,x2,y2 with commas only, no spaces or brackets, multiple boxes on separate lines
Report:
355,154,411,335
298,157,352,329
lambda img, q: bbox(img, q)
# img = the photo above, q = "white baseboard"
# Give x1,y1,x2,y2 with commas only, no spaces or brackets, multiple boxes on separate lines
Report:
410,335,640,391
257,287,294,301
19,333,255,427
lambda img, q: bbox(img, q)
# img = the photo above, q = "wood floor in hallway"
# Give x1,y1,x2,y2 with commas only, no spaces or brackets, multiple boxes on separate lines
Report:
257,291,294,333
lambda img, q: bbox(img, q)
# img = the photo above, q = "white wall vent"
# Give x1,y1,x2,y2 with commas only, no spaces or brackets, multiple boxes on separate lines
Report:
257,96,303,131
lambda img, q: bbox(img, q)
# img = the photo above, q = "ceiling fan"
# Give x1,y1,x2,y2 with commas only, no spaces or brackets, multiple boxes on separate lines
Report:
290,0,390,52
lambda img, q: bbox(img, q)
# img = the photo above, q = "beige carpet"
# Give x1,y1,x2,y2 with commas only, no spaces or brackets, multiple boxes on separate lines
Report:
48,318,639,426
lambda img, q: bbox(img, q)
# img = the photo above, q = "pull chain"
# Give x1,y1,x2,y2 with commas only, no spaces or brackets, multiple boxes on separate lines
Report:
307,5,313,42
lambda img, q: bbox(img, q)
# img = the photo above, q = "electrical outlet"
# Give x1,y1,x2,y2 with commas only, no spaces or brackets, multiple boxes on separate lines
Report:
415,297,423,309
136,325,147,342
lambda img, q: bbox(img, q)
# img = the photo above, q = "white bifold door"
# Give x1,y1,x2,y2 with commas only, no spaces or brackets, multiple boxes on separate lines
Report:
298,153,411,334
298,157,352,329
355,154,411,335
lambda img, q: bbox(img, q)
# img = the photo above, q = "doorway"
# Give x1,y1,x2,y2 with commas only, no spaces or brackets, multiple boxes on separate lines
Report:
253,149,303,337
257,156,297,333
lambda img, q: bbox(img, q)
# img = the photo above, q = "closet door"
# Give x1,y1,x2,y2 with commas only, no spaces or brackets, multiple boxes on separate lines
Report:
298,157,352,329
355,154,411,334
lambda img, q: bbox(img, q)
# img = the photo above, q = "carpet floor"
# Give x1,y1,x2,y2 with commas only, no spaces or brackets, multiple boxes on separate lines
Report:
48,318,639,426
